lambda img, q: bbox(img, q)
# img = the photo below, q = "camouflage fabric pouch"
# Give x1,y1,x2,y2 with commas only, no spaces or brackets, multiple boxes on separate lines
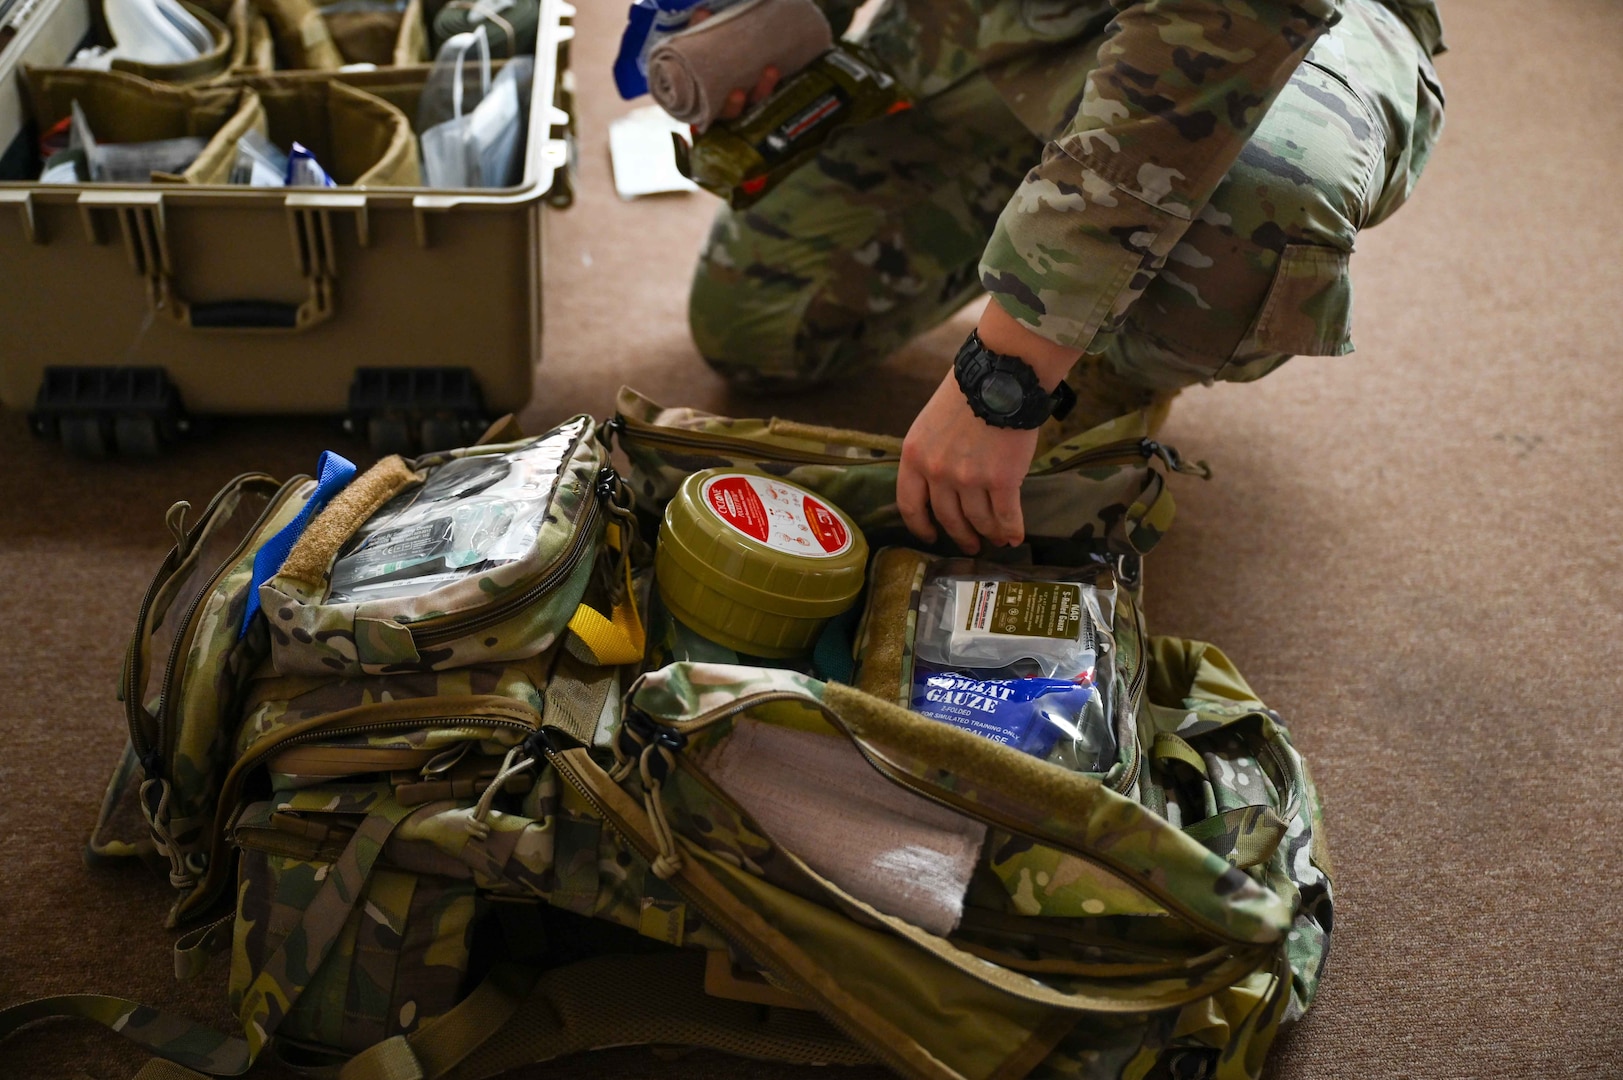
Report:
201,642,660,1062
553,648,1330,1079
260,415,639,679
611,385,1208,563
163,651,552,928
230,789,483,1058
97,470,317,923
18,399,1335,1080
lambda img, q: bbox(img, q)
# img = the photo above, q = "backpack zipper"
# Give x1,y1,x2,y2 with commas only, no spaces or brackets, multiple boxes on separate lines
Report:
149,478,313,779
633,677,1259,945
121,473,289,778
1032,437,1210,478
611,414,1203,481
608,414,902,466
179,698,541,922
1112,603,1150,796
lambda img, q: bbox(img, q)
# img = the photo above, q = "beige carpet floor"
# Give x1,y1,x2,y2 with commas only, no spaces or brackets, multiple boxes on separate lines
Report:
2,0,1619,1076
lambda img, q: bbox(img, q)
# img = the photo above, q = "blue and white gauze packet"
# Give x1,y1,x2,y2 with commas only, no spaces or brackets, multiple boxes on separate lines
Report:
909,570,1117,772
911,666,1099,760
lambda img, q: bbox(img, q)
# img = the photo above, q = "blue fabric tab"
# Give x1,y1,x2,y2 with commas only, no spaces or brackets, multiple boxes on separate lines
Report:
613,0,714,99
613,1,658,98
240,451,357,636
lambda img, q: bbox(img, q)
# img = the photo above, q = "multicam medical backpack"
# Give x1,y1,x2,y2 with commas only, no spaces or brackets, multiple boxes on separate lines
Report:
0,394,1332,1080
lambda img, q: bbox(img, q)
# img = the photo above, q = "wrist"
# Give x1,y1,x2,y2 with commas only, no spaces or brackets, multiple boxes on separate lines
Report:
952,330,1077,430
975,298,1080,391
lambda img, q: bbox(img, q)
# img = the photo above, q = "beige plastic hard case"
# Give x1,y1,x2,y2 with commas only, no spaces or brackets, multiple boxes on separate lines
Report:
0,0,576,455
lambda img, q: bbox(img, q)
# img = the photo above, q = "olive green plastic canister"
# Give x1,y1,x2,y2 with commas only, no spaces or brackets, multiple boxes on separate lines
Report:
656,469,868,658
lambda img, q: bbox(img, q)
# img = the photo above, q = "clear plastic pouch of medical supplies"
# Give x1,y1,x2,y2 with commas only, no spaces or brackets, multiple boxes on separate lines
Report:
903,560,1117,773
328,426,582,603
258,416,631,678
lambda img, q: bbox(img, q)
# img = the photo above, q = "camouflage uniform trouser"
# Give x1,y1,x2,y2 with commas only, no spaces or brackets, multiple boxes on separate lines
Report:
688,0,1446,427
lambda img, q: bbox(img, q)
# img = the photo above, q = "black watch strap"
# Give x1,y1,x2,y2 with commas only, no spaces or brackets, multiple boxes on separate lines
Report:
953,330,1077,430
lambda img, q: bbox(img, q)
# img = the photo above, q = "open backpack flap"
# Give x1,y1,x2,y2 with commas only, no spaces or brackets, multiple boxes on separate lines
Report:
4,390,1332,1080
589,642,1331,1079
609,385,1211,565
97,468,319,917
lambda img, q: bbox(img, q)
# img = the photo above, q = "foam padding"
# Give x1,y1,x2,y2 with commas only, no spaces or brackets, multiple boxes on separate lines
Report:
278,455,418,587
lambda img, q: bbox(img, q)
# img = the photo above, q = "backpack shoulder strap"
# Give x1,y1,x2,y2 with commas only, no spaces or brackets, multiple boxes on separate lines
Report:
0,800,415,1077
340,952,870,1080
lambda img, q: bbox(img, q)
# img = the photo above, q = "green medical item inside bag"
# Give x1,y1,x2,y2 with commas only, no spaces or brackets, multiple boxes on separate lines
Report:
672,43,908,208
656,468,867,657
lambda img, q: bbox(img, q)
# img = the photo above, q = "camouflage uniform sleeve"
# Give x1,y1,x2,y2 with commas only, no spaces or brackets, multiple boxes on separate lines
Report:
979,0,1344,350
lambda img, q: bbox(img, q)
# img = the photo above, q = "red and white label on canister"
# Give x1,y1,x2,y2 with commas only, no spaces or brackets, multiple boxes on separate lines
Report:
700,474,852,558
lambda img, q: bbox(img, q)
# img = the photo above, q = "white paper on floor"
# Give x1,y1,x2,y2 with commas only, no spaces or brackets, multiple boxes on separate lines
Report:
608,105,699,200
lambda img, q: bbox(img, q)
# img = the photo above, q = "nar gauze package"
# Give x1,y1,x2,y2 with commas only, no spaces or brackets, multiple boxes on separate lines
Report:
909,562,1116,772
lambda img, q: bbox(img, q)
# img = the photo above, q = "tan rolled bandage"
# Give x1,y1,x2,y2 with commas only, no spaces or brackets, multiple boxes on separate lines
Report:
646,0,832,129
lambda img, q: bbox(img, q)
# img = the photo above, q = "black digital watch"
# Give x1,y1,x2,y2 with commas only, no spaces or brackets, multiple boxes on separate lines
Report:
952,330,1077,430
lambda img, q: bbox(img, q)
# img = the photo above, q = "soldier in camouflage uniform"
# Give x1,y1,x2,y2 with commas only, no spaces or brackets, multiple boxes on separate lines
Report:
686,0,1445,553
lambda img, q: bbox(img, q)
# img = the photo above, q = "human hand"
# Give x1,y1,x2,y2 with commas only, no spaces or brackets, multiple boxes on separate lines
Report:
688,7,781,121
897,300,1082,552
898,374,1039,553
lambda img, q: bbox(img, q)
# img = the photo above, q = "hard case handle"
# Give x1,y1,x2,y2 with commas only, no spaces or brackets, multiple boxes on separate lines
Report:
77,189,354,332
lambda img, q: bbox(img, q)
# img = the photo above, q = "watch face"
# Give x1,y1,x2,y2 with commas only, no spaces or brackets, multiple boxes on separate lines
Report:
980,371,1025,416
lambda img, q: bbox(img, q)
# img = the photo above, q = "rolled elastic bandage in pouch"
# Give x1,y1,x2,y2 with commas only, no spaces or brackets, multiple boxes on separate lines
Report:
646,0,832,129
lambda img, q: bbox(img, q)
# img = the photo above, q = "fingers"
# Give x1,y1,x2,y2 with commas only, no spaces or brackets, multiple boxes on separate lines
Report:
928,478,981,555
989,483,1025,548
897,459,936,545
958,488,1004,549
962,484,1024,549
753,66,780,103
902,462,1013,554
719,65,779,122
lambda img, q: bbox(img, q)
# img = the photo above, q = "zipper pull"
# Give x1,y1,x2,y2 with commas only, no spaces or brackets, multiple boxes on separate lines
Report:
1115,553,1142,591
165,500,192,558
597,466,642,605
595,465,633,511
1139,439,1212,479
420,742,473,778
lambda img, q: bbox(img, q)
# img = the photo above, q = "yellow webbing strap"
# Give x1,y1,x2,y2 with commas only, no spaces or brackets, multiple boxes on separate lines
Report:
1151,731,1210,778
566,524,645,666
